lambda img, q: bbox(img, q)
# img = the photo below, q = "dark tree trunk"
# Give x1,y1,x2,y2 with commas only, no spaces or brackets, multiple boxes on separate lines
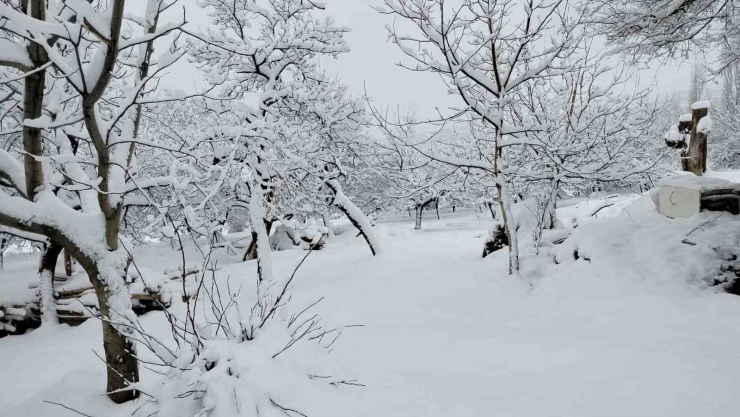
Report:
77,256,140,404
488,202,496,220
414,205,422,230
0,236,6,270
100,319,139,403
39,242,62,323
39,243,62,278
64,250,74,276
22,0,49,202
435,198,440,220
244,218,274,261
414,199,435,230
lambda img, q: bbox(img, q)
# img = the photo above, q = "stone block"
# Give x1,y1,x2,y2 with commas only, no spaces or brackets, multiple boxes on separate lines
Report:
659,185,701,218
656,175,740,218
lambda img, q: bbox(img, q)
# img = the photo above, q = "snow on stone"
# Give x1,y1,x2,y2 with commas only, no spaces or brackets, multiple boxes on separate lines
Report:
659,174,740,191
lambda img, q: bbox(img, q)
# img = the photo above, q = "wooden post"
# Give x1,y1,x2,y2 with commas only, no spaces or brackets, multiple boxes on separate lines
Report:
688,102,710,175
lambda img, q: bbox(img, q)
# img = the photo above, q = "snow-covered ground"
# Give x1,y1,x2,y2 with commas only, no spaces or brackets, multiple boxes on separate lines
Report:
3,193,740,416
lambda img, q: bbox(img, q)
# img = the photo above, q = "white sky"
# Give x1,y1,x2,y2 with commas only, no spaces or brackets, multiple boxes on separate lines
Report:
153,0,697,117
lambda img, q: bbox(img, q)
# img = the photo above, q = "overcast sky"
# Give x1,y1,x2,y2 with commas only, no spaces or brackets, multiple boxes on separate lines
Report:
156,0,696,117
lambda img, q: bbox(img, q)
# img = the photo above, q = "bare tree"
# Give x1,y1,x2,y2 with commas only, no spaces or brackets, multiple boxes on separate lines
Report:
376,0,582,273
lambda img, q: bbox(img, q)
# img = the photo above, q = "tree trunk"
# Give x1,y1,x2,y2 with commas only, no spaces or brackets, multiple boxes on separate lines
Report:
39,242,62,324
435,198,440,220
414,199,435,230
22,0,49,202
64,250,74,276
496,179,519,274
687,104,710,175
494,96,519,274
326,180,380,256
322,211,334,238
244,218,274,262
78,255,140,404
244,174,277,261
487,202,496,220
414,204,422,230
246,188,274,283
0,236,6,270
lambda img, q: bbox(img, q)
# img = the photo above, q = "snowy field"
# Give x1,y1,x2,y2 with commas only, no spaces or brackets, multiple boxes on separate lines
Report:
2,194,740,416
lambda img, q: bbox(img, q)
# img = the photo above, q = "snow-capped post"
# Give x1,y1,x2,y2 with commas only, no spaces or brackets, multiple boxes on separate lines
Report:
326,179,381,256
667,102,711,175
688,101,711,175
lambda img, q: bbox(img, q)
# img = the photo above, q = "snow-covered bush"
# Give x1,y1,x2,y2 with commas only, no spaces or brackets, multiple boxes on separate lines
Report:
134,254,359,417
139,307,356,417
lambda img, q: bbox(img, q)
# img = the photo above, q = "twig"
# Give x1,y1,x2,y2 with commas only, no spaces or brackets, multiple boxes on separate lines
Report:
590,203,615,217
258,242,317,330
270,399,309,417
686,212,724,236
43,401,95,417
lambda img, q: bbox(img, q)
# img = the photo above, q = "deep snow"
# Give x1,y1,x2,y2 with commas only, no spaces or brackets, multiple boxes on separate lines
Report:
3,194,740,416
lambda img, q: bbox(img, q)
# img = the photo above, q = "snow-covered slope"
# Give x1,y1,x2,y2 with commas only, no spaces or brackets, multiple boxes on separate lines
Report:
3,196,740,417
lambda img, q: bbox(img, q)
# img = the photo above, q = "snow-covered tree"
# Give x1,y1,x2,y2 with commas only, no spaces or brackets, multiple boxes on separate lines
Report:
376,0,583,273
0,0,186,402
375,1,671,271
586,0,739,69
183,0,351,272
368,114,466,229
711,61,740,169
